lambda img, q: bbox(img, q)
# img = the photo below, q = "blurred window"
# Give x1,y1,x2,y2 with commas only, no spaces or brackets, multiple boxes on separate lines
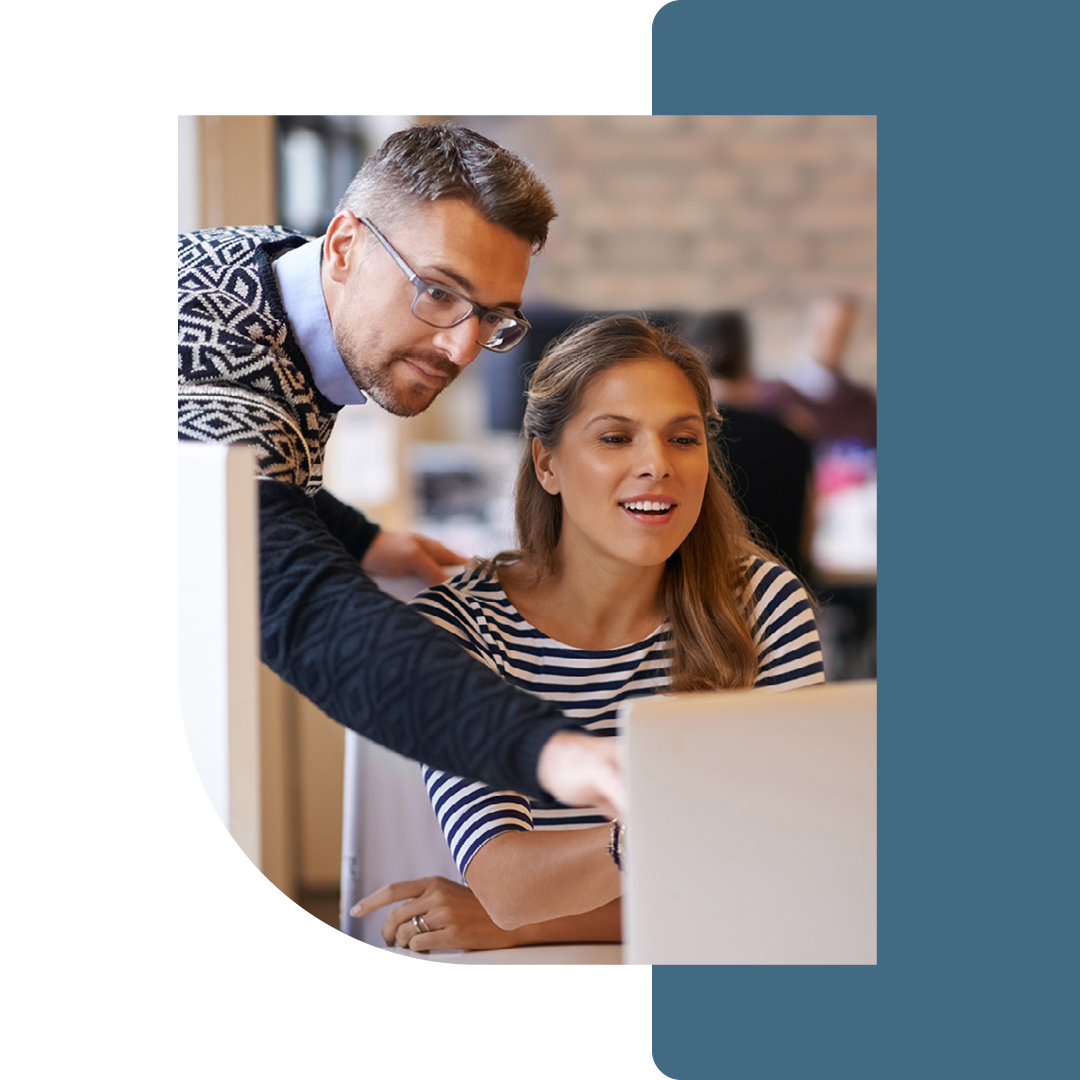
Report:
276,116,372,235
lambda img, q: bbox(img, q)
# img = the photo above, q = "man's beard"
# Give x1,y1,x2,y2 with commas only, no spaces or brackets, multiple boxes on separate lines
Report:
338,334,460,417
367,356,460,419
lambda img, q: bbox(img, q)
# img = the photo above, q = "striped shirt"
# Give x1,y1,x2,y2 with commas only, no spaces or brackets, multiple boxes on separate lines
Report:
415,558,824,879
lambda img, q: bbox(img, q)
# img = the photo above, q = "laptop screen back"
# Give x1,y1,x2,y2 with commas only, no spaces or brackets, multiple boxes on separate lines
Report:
621,681,876,965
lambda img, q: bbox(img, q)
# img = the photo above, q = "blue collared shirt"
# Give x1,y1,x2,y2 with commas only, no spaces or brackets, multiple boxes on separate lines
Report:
273,237,367,406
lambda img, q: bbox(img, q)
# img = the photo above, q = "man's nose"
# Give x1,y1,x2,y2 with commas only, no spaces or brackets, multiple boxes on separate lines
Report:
433,317,484,368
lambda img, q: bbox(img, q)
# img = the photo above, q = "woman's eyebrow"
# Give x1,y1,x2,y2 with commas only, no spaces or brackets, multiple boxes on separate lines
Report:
587,413,632,423
584,413,704,427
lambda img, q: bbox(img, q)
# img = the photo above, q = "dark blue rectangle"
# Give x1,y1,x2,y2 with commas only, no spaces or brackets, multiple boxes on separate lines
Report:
0,249,174,302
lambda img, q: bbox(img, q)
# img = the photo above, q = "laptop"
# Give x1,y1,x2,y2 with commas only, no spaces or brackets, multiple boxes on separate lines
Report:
621,680,876,965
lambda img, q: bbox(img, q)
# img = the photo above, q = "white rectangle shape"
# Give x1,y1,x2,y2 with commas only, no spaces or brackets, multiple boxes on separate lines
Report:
0,686,181,967
1,421,177,429
2,302,179,317
0,362,177,371
1,648,177,682
1,334,177,343
622,680,876,965
4,390,177,403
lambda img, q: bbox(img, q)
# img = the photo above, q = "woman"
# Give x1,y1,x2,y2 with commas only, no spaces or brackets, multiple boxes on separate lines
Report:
353,315,824,951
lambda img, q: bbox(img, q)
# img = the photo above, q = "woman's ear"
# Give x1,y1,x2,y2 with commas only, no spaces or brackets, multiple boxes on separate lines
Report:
532,437,560,495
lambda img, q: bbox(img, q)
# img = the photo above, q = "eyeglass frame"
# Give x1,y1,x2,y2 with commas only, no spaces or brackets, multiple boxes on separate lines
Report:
357,215,531,353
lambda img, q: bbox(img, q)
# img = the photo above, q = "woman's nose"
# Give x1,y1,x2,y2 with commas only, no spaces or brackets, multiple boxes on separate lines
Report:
636,438,672,478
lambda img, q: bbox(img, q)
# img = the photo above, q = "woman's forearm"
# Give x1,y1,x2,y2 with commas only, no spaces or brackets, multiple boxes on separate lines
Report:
508,897,622,945
465,825,621,929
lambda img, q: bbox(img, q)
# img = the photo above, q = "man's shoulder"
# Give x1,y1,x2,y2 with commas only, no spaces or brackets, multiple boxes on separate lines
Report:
178,225,310,332
178,224,313,287
178,226,311,275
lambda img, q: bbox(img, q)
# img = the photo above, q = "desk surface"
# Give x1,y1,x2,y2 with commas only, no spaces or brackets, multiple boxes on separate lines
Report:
399,943,623,965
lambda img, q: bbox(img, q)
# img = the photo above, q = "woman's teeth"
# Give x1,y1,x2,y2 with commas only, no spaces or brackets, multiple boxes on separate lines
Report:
621,500,673,513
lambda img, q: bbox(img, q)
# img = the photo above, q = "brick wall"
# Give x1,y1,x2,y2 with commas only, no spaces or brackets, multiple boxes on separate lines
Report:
457,115,876,386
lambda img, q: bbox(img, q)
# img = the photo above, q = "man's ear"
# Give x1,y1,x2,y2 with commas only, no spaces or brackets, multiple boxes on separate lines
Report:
532,437,560,495
323,211,364,285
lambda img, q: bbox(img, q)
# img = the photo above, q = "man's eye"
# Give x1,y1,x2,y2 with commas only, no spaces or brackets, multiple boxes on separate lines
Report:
425,285,453,303
600,435,629,445
483,312,505,326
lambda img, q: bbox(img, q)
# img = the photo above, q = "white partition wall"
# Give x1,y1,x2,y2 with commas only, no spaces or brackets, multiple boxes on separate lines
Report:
178,443,261,867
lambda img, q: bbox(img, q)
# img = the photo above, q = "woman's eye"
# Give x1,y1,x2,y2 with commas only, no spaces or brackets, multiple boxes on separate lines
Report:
600,435,629,445
673,435,702,446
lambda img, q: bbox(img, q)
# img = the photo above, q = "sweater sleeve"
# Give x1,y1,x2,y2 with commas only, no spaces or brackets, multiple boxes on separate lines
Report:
257,479,582,796
311,487,381,562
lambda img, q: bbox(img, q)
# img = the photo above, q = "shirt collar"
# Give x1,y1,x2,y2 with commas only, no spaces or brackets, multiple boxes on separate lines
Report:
273,237,367,406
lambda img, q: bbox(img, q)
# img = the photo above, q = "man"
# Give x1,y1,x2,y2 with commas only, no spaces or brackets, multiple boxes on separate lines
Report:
178,123,622,815
758,292,877,449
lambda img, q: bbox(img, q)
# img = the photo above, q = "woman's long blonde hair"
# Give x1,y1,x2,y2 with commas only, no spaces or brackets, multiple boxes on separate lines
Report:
486,314,778,692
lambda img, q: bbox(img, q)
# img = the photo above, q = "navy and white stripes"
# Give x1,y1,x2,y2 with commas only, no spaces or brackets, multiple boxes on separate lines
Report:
417,558,824,879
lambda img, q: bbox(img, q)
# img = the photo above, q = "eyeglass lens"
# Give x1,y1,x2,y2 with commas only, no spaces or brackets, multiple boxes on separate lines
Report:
412,288,526,351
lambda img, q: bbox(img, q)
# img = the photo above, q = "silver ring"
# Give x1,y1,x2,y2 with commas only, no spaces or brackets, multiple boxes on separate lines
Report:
412,914,431,934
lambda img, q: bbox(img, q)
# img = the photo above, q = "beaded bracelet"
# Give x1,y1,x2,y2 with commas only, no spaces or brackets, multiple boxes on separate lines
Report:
607,818,626,871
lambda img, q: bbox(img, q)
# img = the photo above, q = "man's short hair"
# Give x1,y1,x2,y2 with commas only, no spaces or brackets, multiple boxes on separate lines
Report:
336,122,557,252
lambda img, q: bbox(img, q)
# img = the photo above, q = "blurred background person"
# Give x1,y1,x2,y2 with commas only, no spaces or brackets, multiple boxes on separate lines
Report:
688,310,815,582
758,292,876,451
759,292,876,680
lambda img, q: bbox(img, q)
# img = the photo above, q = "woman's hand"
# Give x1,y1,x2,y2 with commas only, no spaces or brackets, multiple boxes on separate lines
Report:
352,876,523,952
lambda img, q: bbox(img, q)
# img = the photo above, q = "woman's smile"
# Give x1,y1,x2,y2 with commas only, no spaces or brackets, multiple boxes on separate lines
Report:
618,496,678,524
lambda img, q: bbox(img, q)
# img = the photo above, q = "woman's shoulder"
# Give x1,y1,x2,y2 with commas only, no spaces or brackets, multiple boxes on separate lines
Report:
740,556,815,617
412,558,511,612
450,557,507,593
741,555,803,592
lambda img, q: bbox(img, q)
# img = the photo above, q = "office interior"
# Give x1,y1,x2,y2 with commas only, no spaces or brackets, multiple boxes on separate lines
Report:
178,114,877,938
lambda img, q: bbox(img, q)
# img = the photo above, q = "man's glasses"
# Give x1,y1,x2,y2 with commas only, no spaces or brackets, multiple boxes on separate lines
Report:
359,216,531,353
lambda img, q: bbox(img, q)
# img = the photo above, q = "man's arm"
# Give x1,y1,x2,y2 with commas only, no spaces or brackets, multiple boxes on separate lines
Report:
259,479,621,804
312,486,465,587
310,487,381,558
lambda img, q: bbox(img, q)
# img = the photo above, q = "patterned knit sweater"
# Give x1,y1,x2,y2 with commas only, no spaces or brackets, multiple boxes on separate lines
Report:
176,227,576,797
178,226,336,494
